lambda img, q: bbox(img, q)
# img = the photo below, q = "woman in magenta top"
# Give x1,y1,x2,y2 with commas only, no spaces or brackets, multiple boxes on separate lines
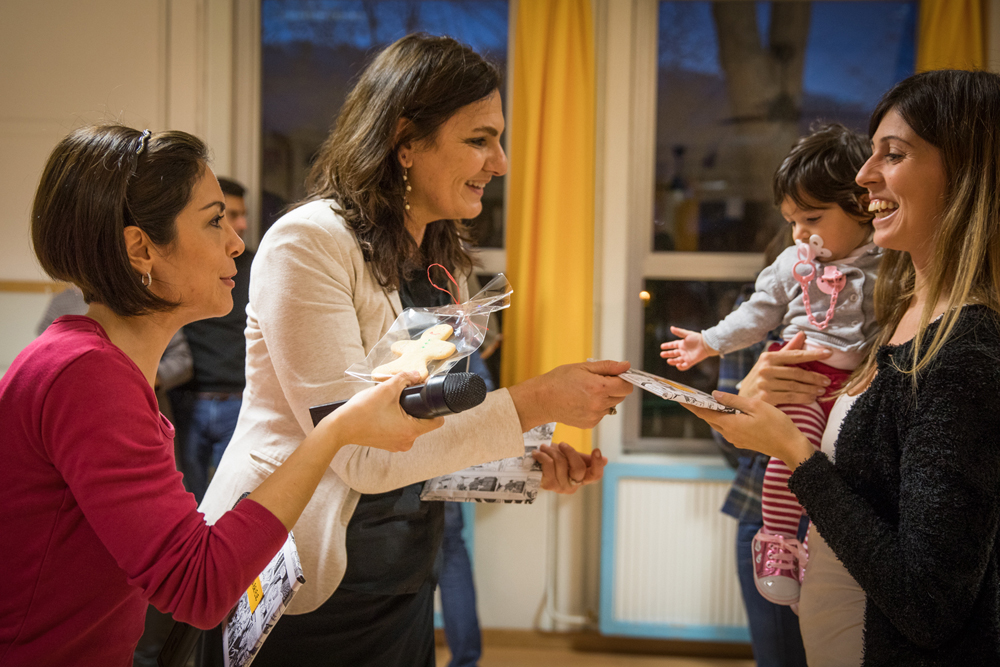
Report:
0,125,444,666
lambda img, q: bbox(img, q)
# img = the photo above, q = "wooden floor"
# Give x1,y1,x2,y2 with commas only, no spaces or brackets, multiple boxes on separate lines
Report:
435,646,755,667
433,632,755,667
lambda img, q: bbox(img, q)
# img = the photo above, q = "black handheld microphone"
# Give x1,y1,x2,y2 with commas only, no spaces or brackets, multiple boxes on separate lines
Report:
309,372,487,426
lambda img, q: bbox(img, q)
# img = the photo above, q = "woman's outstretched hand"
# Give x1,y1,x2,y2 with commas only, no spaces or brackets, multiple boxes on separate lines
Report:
533,442,608,494
508,359,633,432
329,371,444,451
740,331,832,406
248,372,442,531
683,391,815,471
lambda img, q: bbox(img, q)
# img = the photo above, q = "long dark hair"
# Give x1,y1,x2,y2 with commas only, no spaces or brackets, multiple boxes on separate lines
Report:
302,33,502,290
32,125,209,316
849,70,1000,391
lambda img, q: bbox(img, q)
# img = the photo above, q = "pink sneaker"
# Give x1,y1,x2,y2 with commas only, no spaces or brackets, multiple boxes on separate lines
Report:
752,527,804,605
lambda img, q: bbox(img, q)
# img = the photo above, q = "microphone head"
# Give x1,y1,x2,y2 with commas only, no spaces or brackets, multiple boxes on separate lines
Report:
441,372,488,414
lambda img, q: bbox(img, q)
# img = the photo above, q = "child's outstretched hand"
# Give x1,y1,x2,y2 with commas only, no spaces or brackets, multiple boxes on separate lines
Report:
659,326,718,370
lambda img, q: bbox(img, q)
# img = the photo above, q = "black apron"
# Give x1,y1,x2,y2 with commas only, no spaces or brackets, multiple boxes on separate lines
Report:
251,266,454,667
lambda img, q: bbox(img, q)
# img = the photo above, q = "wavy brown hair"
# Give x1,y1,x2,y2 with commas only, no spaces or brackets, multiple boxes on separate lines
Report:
847,70,1000,392
301,33,502,290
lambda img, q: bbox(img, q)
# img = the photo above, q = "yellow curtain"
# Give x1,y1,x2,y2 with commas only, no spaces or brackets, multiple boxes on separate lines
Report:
503,0,595,453
917,0,986,71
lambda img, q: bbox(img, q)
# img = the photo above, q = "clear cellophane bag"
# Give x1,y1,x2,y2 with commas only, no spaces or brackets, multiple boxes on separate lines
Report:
345,271,512,383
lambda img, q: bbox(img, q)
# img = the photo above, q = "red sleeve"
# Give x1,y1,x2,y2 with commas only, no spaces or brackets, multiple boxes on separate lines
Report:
41,349,287,629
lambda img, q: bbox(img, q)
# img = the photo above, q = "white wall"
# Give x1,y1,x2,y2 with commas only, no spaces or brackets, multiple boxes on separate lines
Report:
0,0,165,283
0,0,169,373
0,0,258,373
473,488,598,630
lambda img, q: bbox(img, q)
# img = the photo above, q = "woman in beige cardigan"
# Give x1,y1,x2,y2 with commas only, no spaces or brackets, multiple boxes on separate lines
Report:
200,34,631,666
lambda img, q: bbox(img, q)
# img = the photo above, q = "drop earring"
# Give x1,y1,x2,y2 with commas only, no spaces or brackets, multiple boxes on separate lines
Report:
403,167,411,211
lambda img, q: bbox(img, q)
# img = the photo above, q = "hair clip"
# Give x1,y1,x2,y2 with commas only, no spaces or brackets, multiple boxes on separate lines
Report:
136,129,151,155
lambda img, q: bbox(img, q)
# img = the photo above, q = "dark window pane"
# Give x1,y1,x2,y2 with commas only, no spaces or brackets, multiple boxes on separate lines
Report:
634,279,747,449
653,1,916,253
261,0,509,247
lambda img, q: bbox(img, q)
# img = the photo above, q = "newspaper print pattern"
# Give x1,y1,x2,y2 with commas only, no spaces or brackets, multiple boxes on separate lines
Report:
619,368,739,414
223,533,305,667
420,422,555,504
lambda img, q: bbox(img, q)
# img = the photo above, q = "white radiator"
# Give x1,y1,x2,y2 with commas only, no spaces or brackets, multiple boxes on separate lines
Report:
605,473,748,635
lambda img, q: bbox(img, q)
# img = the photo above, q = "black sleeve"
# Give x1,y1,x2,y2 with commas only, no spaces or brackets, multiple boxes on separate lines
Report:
789,343,1000,649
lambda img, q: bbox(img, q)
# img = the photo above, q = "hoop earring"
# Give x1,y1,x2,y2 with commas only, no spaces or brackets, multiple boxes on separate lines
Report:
141,271,152,288
403,167,411,211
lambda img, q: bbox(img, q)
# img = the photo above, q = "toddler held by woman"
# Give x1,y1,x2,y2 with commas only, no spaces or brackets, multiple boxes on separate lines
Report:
661,124,879,606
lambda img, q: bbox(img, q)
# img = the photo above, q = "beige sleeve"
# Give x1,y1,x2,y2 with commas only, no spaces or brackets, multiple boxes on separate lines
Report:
251,213,368,437
331,389,524,494
252,211,524,495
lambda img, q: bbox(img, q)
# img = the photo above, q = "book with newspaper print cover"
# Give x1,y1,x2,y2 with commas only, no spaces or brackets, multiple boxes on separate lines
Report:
619,368,739,413
222,532,305,667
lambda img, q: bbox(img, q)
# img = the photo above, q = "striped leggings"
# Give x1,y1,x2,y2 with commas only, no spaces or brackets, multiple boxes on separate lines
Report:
761,402,826,537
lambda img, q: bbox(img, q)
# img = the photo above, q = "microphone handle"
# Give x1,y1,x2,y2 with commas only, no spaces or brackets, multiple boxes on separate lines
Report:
398,378,450,419
308,376,451,425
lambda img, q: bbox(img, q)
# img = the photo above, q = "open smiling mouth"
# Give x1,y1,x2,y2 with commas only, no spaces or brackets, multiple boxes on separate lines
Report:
869,199,898,219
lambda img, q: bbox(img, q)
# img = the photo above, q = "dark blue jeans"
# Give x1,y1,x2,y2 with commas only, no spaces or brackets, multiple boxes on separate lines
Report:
439,503,481,667
182,396,242,503
736,516,808,667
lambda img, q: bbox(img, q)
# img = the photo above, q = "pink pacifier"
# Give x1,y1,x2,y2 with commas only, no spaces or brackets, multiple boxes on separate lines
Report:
792,235,843,331
817,266,846,295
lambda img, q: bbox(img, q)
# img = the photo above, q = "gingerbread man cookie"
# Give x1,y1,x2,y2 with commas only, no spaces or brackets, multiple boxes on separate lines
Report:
371,324,457,382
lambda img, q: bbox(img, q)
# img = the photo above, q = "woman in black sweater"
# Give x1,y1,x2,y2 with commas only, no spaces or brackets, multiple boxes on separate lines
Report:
693,70,1000,665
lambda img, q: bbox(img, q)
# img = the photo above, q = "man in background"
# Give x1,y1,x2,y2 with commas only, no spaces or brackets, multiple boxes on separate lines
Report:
172,177,253,502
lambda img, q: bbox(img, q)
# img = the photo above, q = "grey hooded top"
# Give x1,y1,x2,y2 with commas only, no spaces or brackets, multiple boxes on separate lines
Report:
702,242,881,356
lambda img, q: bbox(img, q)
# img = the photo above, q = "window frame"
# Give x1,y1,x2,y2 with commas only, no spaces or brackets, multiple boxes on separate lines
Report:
595,0,777,461
597,0,932,460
